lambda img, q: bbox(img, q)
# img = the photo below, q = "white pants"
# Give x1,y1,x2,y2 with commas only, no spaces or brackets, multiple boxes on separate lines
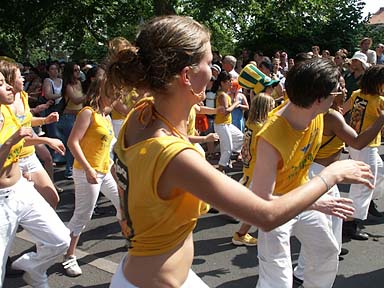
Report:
0,177,70,286
294,162,342,282
18,153,44,174
256,207,339,288
349,146,384,220
112,119,124,138
67,169,121,236
213,123,243,167
110,255,209,287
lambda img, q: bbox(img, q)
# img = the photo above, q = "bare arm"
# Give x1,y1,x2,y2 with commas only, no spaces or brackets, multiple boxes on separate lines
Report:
342,97,352,115
42,78,61,101
31,112,59,127
328,109,384,150
24,136,65,155
112,99,130,116
197,105,225,115
0,127,32,169
188,133,219,144
66,85,86,105
67,109,97,183
158,144,373,232
237,93,249,111
218,92,239,115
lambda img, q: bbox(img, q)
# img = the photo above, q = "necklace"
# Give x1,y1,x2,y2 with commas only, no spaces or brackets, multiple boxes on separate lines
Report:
153,109,189,141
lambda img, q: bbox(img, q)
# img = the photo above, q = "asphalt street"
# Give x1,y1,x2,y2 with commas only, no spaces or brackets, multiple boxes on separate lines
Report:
4,148,384,288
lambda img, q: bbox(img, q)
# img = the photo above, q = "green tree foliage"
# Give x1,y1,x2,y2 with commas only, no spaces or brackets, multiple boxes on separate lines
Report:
234,0,366,57
0,0,378,63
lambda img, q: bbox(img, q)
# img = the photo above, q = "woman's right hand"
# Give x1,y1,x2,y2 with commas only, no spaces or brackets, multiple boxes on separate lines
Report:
321,159,374,189
85,167,98,184
9,127,33,145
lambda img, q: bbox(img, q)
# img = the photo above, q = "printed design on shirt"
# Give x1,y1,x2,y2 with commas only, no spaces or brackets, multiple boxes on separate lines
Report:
288,127,320,180
350,96,367,134
241,126,253,168
0,122,24,166
100,135,110,149
114,155,133,243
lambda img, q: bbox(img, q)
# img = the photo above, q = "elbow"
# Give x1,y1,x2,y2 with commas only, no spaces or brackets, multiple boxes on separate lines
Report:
259,216,278,232
254,211,280,232
67,141,75,153
350,143,364,150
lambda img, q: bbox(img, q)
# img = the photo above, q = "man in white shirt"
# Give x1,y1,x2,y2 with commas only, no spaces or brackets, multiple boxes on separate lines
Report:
222,55,239,79
360,37,377,65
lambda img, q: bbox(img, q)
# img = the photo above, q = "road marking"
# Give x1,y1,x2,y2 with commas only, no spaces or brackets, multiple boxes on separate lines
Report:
16,229,119,274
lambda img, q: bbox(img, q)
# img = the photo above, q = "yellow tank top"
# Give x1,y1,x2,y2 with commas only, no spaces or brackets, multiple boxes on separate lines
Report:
315,134,344,159
111,90,137,120
65,86,84,111
214,91,232,125
113,100,209,256
257,113,323,196
187,106,196,136
0,105,24,169
73,107,114,174
10,91,34,158
241,121,263,187
349,89,384,147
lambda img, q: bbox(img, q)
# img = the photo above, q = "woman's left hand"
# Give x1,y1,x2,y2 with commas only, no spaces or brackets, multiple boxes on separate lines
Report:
47,138,66,155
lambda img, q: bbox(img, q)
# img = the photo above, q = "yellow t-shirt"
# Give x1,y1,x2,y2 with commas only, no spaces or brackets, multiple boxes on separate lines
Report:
0,105,24,169
349,89,384,147
214,91,232,125
315,134,344,159
257,113,323,196
241,121,263,187
73,107,114,174
113,114,209,256
9,91,34,158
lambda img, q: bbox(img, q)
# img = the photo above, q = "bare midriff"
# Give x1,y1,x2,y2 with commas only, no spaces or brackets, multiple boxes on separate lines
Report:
123,232,194,288
0,163,21,188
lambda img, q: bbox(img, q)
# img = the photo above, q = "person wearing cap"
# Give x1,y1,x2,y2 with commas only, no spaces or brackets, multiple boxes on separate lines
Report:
344,51,369,101
238,63,280,98
210,64,221,79
251,59,356,288
359,37,377,65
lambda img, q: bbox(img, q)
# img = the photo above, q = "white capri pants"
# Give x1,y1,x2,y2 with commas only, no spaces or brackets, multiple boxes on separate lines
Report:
256,202,339,288
112,119,124,138
349,146,384,220
213,123,243,167
67,168,122,236
110,255,210,287
294,162,342,281
18,153,44,174
0,177,70,286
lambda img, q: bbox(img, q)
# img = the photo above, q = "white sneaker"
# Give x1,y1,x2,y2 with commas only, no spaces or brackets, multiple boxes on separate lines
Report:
62,255,82,277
